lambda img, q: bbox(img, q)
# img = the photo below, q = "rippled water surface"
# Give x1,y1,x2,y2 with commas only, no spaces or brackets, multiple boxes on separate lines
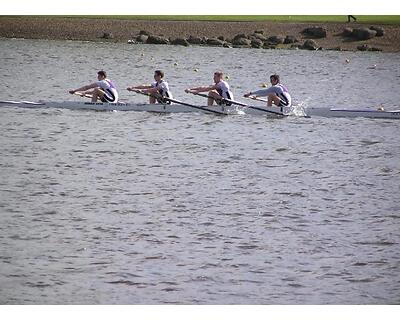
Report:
0,39,400,304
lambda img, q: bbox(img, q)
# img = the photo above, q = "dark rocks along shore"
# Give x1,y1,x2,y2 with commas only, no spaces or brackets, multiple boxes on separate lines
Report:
1,16,399,52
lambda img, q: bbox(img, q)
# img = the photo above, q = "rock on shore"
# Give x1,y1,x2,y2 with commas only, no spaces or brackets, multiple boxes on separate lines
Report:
0,16,399,52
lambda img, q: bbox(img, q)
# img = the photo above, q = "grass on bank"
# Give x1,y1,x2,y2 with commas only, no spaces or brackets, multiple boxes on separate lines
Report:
64,15,400,24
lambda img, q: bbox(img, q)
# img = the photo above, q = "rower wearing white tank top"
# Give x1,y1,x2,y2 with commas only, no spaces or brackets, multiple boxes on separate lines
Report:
244,74,291,108
185,71,234,106
69,70,119,103
127,70,173,104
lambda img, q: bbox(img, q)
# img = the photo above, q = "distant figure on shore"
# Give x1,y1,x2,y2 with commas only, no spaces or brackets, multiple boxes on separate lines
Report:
243,74,292,108
347,15,357,22
69,70,119,103
185,71,234,106
127,70,173,104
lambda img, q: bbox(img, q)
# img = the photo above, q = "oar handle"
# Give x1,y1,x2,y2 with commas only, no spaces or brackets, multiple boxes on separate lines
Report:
127,88,145,94
129,88,227,115
128,88,168,104
187,91,248,107
244,95,269,103
72,91,93,99
187,90,288,116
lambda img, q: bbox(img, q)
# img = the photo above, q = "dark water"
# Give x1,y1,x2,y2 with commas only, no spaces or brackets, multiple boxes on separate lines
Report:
0,39,399,304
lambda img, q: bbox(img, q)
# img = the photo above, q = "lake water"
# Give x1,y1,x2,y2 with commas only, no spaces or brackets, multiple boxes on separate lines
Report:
0,38,399,304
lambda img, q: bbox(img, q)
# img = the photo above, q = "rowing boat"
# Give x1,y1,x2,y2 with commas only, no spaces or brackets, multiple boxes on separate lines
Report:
1,100,399,119
0,100,235,114
0,99,278,116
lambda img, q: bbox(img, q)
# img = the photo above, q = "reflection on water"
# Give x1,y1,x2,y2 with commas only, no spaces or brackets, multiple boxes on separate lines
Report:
0,39,399,304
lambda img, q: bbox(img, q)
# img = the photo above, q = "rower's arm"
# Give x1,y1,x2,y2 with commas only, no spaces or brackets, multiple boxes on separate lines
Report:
248,87,274,97
71,82,98,93
142,87,159,94
186,85,215,93
128,84,152,90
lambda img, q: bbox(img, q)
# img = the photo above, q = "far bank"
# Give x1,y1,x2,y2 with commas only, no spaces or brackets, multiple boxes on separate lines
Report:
1,16,400,52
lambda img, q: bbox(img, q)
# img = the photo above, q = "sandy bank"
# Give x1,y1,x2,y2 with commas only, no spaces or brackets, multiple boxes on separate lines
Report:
1,16,400,52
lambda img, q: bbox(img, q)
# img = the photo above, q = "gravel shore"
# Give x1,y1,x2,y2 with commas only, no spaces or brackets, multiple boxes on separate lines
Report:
1,16,400,52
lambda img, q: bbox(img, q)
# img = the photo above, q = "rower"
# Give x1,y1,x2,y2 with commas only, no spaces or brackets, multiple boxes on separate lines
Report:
69,70,119,103
244,74,292,108
127,70,173,104
185,71,234,106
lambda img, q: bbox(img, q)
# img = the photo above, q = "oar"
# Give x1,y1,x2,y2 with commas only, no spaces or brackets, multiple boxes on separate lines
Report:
73,91,128,103
244,95,311,118
187,91,248,107
73,91,93,99
246,95,269,104
187,91,287,116
129,89,228,115
244,95,284,113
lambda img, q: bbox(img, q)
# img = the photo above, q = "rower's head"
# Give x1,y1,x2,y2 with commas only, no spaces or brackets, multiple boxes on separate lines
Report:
270,74,280,85
213,71,224,83
97,70,107,80
154,70,164,82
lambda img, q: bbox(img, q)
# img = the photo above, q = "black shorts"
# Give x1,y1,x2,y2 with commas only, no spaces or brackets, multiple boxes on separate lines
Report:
100,89,116,102
216,92,232,106
156,97,171,104
277,94,289,107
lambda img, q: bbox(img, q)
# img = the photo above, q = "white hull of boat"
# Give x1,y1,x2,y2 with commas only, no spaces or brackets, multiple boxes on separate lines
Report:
305,107,400,119
1,100,399,119
0,100,285,116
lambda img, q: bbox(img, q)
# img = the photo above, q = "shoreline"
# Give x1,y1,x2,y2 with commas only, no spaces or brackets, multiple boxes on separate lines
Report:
1,16,400,52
